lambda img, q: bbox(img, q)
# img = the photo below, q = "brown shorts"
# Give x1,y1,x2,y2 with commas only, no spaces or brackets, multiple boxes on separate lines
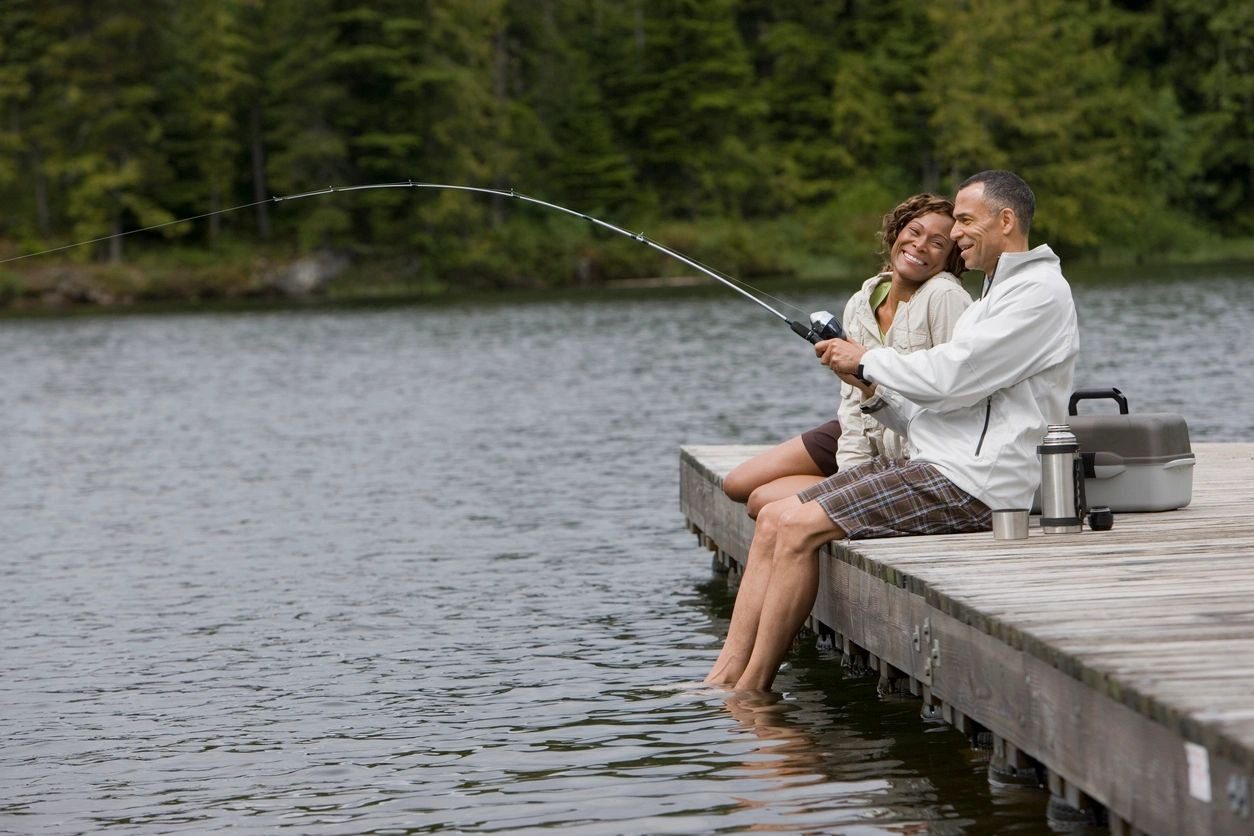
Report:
796,458,992,540
800,420,842,477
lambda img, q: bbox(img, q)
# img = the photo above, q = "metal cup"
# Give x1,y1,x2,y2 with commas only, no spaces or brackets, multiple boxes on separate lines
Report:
992,509,1029,540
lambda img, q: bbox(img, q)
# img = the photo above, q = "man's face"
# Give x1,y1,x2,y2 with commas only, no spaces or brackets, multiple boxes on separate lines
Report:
950,184,1005,275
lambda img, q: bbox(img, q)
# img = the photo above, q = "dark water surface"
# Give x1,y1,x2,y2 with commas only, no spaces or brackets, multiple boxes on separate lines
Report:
4,272,1252,833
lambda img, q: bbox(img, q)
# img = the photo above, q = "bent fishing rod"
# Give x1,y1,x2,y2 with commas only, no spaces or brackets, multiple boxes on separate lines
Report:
1,180,845,344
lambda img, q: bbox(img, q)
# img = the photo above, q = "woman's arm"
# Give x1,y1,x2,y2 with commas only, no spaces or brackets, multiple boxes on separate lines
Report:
834,378,875,468
925,280,973,345
833,288,876,469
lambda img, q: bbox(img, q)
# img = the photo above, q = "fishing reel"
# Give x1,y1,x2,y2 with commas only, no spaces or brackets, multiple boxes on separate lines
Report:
790,310,845,345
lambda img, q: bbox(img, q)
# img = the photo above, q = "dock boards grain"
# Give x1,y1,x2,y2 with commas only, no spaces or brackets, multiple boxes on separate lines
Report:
680,442,1254,835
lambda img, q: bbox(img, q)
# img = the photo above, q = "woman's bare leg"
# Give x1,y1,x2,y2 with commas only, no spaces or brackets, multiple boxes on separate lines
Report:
746,474,826,519
722,436,824,504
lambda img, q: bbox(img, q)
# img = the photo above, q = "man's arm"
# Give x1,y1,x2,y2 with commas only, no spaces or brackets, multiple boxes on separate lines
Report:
816,340,917,439
856,279,1076,412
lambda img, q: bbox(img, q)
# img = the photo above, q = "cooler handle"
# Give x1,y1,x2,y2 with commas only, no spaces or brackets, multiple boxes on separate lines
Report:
1069,387,1129,416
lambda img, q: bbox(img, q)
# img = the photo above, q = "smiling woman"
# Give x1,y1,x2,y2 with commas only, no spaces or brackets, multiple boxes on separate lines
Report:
720,193,973,517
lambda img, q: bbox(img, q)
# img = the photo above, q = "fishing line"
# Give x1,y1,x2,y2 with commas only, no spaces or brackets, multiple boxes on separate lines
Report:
1,180,843,343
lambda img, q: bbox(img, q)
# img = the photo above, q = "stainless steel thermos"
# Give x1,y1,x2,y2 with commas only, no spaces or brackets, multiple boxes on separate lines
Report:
1038,424,1083,533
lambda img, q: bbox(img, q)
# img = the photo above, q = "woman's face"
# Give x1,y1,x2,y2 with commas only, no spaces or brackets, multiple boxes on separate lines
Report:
890,211,956,283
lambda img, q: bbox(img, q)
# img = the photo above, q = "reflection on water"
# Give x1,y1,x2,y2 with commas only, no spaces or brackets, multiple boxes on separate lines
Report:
2,270,1250,832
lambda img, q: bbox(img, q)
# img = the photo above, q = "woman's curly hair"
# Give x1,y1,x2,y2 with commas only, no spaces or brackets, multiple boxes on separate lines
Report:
878,193,964,276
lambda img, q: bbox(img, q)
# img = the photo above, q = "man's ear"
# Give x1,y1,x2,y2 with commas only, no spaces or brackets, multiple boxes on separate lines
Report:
999,207,1018,235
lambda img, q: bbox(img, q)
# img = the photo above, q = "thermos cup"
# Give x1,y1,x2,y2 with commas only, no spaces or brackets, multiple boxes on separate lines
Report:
1038,424,1083,534
992,509,1030,540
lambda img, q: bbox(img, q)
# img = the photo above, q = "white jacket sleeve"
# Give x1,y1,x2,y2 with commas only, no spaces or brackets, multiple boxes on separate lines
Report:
861,277,1076,413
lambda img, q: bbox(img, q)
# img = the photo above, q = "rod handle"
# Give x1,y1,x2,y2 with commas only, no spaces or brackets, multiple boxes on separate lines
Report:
790,320,820,344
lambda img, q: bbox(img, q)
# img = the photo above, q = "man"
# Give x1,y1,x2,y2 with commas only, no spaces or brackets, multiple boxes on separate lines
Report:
706,170,1079,691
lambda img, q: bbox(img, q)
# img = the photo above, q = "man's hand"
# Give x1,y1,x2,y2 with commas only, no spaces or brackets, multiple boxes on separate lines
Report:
815,338,875,398
815,337,867,374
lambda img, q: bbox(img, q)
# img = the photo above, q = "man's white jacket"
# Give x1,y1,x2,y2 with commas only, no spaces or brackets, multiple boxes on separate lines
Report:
859,245,1080,511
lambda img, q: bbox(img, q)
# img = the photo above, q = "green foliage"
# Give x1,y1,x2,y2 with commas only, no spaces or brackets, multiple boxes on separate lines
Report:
0,270,23,304
922,0,1211,253
0,0,1249,298
612,0,769,217
161,0,258,240
35,2,175,261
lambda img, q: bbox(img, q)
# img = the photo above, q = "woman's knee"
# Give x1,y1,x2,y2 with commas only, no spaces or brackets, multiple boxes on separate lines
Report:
722,466,755,503
745,486,766,519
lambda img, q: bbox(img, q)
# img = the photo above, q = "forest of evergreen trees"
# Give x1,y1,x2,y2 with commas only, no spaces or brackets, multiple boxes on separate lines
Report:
0,0,1250,302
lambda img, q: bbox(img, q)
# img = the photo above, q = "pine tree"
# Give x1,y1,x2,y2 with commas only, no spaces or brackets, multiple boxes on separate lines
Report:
37,1,174,262
255,0,353,249
739,1,845,209
613,0,769,218
163,0,258,243
1152,0,1253,231
923,0,1176,251
499,0,635,214
0,0,56,243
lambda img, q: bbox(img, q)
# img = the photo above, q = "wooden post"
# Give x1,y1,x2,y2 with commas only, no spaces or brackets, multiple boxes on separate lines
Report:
990,734,1039,785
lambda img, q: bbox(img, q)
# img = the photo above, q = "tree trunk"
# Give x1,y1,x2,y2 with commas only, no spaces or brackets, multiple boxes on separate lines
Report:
250,102,271,240
14,109,51,235
31,149,50,235
109,213,123,264
920,151,939,194
633,0,645,55
209,182,221,241
491,26,508,227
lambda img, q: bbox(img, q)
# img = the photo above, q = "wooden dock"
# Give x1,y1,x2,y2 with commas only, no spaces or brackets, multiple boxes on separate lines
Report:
680,442,1254,836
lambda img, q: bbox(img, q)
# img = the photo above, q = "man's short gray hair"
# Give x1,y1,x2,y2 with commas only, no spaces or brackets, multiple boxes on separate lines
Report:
958,170,1035,234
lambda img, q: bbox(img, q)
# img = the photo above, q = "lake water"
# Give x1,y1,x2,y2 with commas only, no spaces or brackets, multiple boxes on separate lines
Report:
3,269,1252,833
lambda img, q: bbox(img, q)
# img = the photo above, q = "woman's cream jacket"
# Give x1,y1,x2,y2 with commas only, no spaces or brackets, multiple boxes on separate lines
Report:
835,271,972,469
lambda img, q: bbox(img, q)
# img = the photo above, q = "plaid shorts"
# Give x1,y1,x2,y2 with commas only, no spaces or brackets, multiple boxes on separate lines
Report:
796,458,992,540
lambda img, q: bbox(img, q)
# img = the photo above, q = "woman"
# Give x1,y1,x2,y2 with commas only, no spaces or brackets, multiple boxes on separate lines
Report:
722,194,970,517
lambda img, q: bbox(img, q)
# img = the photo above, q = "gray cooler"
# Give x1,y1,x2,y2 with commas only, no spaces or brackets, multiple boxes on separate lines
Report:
1068,389,1195,512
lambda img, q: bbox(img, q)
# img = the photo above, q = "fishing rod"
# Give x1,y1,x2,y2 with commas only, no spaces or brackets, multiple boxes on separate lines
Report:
1,180,845,344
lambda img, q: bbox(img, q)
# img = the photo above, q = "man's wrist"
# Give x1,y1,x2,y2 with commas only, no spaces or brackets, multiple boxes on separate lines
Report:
859,392,887,414
855,363,870,385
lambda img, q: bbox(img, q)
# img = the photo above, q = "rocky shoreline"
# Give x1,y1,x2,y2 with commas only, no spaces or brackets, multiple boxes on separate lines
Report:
0,252,352,311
